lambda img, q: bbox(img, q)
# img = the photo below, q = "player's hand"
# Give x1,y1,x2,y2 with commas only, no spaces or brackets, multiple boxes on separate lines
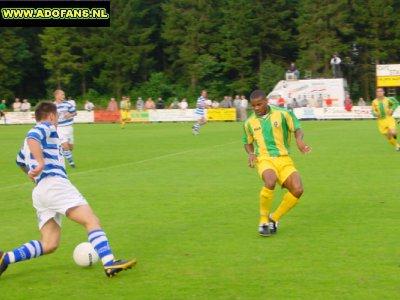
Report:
388,109,393,116
28,163,44,180
297,140,312,154
248,153,257,168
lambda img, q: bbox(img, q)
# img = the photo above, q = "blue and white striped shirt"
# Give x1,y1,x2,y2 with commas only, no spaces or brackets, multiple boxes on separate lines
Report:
16,122,67,184
55,100,76,127
195,96,206,116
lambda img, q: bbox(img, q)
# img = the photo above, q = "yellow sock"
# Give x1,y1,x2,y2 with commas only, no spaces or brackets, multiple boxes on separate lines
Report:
271,191,299,222
388,137,397,146
259,187,274,225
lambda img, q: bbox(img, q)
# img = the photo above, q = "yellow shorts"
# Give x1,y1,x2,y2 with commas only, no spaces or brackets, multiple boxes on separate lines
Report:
377,116,396,134
121,110,131,121
256,156,297,185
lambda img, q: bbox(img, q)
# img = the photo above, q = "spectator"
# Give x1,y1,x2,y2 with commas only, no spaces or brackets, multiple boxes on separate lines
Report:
300,95,308,107
286,62,300,80
219,96,232,108
169,98,180,109
84,100,95,111
156,97,165,109
107,97,118,112
330,53,342,78
136,97,144,111
277,95,285,107
20,99,31,112
144,97,156,110
179,98,188,109
0,99,7,124
291,98,299,108
357,97,366,106
211,100,220,108
344,95,353,112
239,95,248,121
233,95,241,120
12,98,21,112
317,94,324,108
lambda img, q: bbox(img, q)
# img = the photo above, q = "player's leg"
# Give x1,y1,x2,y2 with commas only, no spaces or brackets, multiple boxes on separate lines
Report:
386,118,400,150
0,219,60,276
66,205,136,277
192,116,202,134
270,171,303,226
258,168,278,236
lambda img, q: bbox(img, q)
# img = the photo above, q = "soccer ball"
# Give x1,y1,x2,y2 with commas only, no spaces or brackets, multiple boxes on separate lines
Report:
73,242,99,267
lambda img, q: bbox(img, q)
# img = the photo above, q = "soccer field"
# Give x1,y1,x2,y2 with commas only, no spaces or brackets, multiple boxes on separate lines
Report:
0,121,399,299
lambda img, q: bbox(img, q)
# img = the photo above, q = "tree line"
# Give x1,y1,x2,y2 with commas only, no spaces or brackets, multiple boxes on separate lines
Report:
1,0,400,106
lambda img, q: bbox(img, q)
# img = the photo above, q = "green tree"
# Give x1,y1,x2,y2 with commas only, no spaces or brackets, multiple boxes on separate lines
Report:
162,0,221,91
296,0,353,77
40,28,79,91
0,28,31,99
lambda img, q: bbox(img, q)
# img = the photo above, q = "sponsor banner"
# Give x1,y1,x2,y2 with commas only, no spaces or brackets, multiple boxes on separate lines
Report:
0,111,35,124
206,108,236,121
0,110,94,125
94,110,120,123
376,65,400,87
293,107,316,119
148,109,197,122
130,110,150,122
376,76,400,87
75,110,94,123
293,106,396,120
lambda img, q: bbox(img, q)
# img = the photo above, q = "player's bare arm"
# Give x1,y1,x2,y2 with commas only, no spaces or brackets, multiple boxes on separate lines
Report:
295,129,311,154
27,138,44,179
244,143,256,168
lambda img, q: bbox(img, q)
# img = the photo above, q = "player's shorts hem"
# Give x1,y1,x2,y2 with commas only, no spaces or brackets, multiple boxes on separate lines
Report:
256,156,297,186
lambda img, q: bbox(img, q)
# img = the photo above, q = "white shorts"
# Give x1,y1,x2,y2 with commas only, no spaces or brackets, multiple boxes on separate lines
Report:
57,125,74,144
32,177,87,229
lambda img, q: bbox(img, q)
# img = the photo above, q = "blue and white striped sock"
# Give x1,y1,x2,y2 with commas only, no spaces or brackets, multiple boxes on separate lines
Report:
4,240,43,265
193,123,201,131
88,229,115,266
62,149,74,164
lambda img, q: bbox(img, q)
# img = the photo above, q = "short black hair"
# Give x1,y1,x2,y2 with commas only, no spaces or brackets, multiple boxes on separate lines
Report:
250,90,266,101
34,101,57,122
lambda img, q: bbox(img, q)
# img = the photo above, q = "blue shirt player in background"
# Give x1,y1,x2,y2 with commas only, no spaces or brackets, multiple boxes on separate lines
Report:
0,102,136,278
54,89,77,167
192,90,208,135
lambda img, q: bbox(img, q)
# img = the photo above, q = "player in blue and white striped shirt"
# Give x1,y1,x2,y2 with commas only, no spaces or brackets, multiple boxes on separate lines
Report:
192,90,208,135
0,102,136,278
54,90,77,167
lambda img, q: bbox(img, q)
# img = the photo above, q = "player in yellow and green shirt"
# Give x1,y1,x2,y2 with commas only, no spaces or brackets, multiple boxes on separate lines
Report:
120,96,132,129
371,88,400,151
243,90,311,237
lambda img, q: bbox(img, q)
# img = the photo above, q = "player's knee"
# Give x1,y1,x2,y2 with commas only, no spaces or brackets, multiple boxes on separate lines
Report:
291,185,304,198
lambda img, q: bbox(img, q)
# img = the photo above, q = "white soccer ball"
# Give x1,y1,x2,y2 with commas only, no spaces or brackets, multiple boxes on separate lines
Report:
73,242,99,267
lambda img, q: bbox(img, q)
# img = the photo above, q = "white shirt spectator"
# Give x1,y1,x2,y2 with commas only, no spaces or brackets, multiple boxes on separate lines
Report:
211,100,219,108
179,99,188,109
240,97,248,109
13,99,21,112
330,56,341,65
84,101,95,111
20,99,31,112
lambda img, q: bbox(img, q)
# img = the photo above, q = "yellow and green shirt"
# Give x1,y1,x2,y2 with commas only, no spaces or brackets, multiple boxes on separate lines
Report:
371,97,399,119
243,106,301,157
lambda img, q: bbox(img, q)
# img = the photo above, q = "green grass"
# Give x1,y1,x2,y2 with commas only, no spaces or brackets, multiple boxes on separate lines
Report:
0,121,399,299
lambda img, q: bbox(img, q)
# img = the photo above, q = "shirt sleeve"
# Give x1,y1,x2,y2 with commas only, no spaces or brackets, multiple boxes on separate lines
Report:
388,97,399,111
27,128,45,143
68,103,76,113
242,122,254,145
371,101,379,117
285,110,301,132
15,150,26,167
